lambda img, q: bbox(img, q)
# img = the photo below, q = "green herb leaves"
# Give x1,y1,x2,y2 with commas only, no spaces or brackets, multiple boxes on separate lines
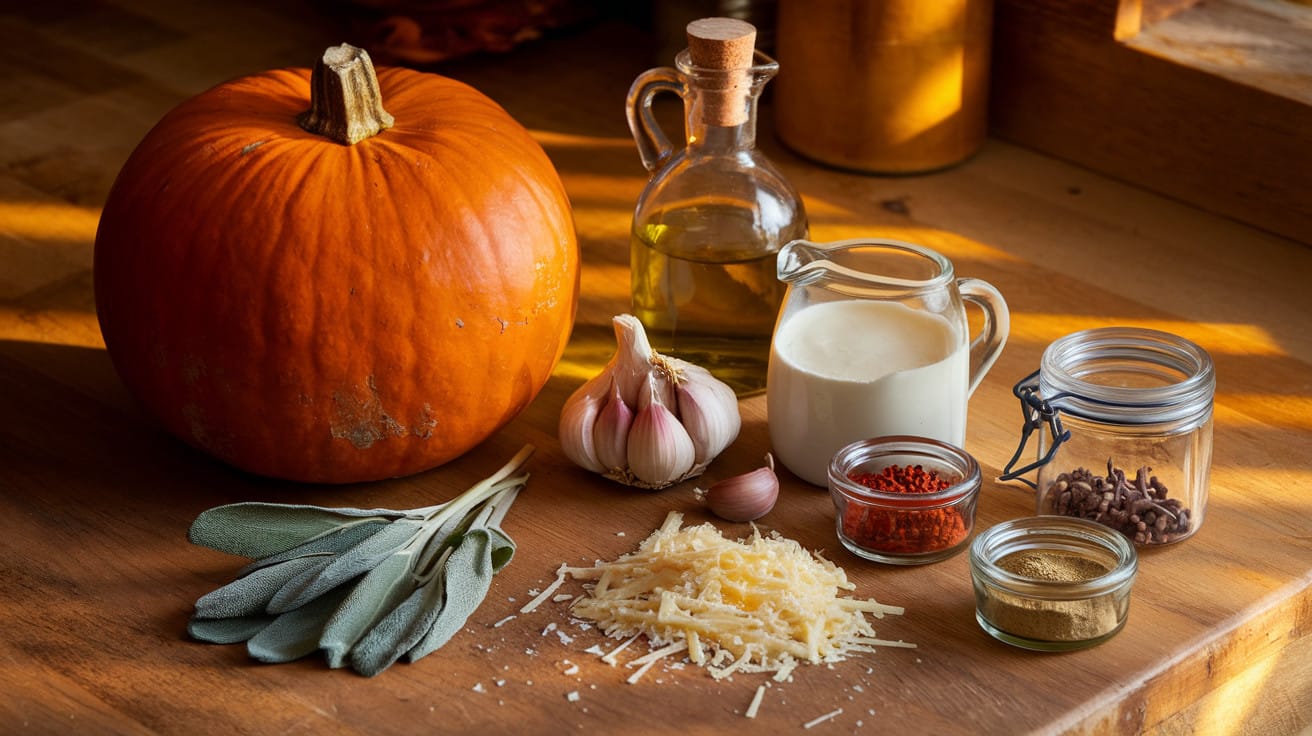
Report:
186,445,533,677
190,504,406,559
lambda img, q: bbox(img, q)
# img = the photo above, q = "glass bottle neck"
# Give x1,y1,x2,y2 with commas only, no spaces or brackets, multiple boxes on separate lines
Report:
675,49,775,155
687,115,757,153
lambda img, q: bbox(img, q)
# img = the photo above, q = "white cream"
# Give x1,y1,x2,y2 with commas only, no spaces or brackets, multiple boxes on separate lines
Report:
767,299,968,485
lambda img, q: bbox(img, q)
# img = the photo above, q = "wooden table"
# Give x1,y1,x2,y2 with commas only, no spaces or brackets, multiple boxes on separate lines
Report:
2,2,1309,733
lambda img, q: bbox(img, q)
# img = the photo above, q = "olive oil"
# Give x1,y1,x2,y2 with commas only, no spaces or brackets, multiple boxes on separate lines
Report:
625,25,807,395
631,205,804,395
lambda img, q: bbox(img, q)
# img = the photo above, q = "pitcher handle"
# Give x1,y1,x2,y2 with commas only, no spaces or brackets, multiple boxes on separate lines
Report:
959,278,1011,396
625,67,684,172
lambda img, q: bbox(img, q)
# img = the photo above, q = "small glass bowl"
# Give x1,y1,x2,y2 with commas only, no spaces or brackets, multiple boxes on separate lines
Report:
969,516,1138,651
827,436,982,565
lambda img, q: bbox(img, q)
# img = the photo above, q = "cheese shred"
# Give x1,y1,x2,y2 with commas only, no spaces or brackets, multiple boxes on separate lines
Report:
804,708,844,729
745,684,767,719
602,633,641,666
520,564,570,613
625,642,688,684
567,512,908,679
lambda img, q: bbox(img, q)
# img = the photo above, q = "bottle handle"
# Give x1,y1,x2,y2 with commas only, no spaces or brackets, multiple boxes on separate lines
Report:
959,278,1011,397
625,67,684,172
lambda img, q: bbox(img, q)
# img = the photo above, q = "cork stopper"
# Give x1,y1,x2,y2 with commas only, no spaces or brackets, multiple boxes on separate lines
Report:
687,18,757,70
686,18,757,127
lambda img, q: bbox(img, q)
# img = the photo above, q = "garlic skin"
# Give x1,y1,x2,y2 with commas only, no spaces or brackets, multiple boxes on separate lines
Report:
697,455,780,522
558,314,742,489
593,377,633,472
675,364,741,464
627,374,696,486
558,381,606,473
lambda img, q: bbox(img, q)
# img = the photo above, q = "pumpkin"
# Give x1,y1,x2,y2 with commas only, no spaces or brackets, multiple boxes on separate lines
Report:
93,44,579,483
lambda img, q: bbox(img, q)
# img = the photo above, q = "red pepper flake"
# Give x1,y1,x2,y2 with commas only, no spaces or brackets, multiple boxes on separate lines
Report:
841,464,968,555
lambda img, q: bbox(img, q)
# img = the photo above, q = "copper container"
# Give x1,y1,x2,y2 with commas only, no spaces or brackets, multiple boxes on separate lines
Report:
774,0,993,174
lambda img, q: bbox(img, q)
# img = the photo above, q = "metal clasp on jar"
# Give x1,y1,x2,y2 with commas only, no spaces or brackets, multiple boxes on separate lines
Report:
998,369,1070,489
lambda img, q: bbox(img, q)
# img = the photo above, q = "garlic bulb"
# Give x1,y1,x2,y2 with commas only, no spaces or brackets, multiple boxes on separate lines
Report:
559,314,742,489
696,454,779,522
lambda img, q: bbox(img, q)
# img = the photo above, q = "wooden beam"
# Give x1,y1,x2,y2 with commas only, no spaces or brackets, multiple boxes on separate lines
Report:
990,0,1312,244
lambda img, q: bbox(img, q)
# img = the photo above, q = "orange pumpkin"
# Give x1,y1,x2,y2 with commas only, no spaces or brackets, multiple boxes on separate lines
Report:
94,45,579,483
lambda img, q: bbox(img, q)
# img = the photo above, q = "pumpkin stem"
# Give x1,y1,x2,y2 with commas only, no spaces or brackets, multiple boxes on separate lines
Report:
298,44,395,145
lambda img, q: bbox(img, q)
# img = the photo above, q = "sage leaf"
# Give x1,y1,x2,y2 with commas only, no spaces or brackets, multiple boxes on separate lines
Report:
267,519,422,614
408,506,476,579
189,503,405,558
188,614,275,644
193,555,330,619
343,489,520,675
349,571,445,677
487,526,515,574
246,584,353,664
268,555,336,611
407,527,514,663
319,550,419,669
237,518,391,577
184,445,535,675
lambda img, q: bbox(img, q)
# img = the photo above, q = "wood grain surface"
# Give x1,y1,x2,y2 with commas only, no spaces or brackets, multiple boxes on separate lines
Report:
1,2,1310,734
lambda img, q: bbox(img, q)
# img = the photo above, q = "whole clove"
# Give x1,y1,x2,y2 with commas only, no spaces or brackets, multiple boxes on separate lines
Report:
1044,459,1191,545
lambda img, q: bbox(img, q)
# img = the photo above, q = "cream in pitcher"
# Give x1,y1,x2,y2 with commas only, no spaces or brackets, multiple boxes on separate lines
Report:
767,239,1010,485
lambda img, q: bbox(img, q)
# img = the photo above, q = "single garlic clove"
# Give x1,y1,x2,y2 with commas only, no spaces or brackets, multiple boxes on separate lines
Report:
675,362,742,464
558,377,607,473
593,377,633,471
627,374,696,487
610,314,658,408
697,454,779,522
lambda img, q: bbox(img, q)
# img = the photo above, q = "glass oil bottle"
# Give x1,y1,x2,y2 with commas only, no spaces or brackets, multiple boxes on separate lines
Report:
626,17,808,396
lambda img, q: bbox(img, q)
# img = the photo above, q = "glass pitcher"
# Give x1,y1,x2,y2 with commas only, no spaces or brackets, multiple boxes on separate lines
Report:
767,238,1010,485
626,47,808,396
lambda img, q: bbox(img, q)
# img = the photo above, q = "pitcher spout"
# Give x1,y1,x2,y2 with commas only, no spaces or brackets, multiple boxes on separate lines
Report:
776,239,828,283
776,237,957,293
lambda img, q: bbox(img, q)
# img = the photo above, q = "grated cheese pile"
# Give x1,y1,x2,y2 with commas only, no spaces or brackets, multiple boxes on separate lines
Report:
561,512,910,680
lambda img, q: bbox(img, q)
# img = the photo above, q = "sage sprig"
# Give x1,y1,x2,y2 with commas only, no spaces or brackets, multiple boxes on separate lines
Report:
187,445,534,677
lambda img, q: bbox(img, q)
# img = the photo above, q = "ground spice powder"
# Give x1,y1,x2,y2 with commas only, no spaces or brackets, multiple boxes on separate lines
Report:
982,550,1119,643
841,464,967,555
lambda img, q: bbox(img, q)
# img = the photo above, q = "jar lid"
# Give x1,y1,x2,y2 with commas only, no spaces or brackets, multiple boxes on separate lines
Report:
1040,327,1215,426
999,326,1214,487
